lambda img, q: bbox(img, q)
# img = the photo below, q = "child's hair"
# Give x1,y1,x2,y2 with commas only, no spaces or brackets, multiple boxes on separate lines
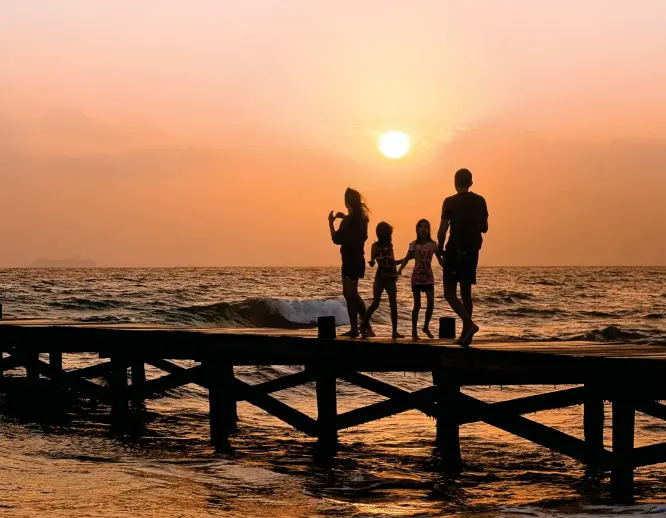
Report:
415,219,434,243
375,221,393,246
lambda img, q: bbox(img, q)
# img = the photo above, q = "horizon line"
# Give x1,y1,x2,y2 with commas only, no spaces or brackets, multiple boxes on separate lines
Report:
2,264,665,270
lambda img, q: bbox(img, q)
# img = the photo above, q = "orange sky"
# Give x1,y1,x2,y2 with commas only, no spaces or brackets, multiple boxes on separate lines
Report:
1,0,665,266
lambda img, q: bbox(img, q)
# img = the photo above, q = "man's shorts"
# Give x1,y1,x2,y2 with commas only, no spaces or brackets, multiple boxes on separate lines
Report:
443,248,479,286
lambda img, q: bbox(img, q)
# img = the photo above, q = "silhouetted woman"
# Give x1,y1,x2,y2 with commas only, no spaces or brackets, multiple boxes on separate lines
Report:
328,188,373,337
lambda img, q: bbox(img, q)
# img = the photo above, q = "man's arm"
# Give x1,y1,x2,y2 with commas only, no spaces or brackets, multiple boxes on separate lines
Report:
480,199,489,234
437,218,449,253
437,201,449,253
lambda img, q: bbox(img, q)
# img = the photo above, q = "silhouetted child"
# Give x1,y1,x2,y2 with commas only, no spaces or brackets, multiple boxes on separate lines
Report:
362,222,404,339
398,219,443,340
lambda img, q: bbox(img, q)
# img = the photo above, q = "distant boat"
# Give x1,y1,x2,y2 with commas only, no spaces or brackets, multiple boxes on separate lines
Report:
31,255,97,268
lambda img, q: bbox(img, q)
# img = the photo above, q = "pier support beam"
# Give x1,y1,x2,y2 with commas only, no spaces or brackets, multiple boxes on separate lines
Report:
49,350,63,385
204,360,237,448
110,356,129,420
433,370,462,472
611,395,635,501
584,384,605,470
315,368,337,447
131,361,146,406
25,351,39,381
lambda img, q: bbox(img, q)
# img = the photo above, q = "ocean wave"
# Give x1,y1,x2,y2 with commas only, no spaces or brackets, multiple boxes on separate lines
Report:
479,290,535,304
485,325,666,345
580,310,623,318
492,307,562,316
530,280,561,286
167,297,350,328
568,325,648,342
51,297,126,311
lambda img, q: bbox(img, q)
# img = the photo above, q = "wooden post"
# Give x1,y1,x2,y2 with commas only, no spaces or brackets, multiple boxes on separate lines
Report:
25,351,39,381
316,367,337,447
584,384,605,470
318,316,336,340
611,395,635,501
204,360,237,448
49,350,63,385
110,356,129,420
433,370,462,472
131,360,146,406
438,317,456,339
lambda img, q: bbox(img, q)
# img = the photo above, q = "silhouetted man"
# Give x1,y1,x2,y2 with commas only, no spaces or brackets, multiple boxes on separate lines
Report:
437,168,488,346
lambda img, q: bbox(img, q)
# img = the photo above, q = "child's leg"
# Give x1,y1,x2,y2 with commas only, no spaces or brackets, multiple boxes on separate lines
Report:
386,281,403,339
362,279,384,336
411,288,422,340
423,286,435,338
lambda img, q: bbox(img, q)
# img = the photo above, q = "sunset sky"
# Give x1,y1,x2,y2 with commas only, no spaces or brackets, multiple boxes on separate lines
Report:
2,0,665,266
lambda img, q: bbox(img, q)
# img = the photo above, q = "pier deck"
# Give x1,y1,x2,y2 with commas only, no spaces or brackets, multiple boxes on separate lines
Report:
1,318,665,500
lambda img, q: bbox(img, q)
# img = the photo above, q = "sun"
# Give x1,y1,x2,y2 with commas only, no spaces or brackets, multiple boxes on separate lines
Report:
378,130,410,159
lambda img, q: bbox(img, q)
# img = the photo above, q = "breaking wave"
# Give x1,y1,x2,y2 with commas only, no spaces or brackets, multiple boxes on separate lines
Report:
166,297,350,328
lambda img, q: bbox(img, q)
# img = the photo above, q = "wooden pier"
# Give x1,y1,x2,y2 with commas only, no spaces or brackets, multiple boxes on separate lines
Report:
1,318,666,500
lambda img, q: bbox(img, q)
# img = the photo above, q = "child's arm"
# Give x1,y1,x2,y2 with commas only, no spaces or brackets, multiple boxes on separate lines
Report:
368,243,378,267
396,249,414,276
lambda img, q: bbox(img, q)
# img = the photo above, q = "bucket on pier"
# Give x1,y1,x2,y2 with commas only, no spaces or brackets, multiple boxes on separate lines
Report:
317,316,336,339
439,317,456,339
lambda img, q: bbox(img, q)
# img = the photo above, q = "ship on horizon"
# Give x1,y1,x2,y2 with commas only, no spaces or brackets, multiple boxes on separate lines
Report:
31,254,97,268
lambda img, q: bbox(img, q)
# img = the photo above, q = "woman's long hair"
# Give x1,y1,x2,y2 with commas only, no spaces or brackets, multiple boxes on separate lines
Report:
345,187,369,222
416,218,434,243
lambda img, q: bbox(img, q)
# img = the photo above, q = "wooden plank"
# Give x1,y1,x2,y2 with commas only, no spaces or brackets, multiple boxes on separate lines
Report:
250,370,315,395
146,358,185,374
0,354,21,373
131,361,146,406
339,371,436,416
459,393,612,466
68,361,113,380
138,365,203,397
204,361,237,447
32,358,109,401
611,396,635,501
434,370,462,471
25,351,39,380
49,350,63,383
635,400,666,421
110,356,129,419
584,384,605,469
1,322,666,389
337,387,437,430
461,386,586,424
633,442,666,468
234,378,317,436
315,367,337,445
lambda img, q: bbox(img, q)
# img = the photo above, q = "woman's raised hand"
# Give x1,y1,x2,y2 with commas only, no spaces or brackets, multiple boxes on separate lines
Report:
328,210,336,223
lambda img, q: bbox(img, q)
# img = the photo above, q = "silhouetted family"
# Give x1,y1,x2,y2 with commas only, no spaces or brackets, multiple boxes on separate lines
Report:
328,168,488,346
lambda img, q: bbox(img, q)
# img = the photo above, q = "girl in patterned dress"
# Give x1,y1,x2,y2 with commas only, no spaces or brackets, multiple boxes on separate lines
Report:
398,219,443,340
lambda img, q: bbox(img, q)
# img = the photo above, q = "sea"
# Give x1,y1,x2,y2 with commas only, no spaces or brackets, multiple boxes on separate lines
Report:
0,266,665,517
